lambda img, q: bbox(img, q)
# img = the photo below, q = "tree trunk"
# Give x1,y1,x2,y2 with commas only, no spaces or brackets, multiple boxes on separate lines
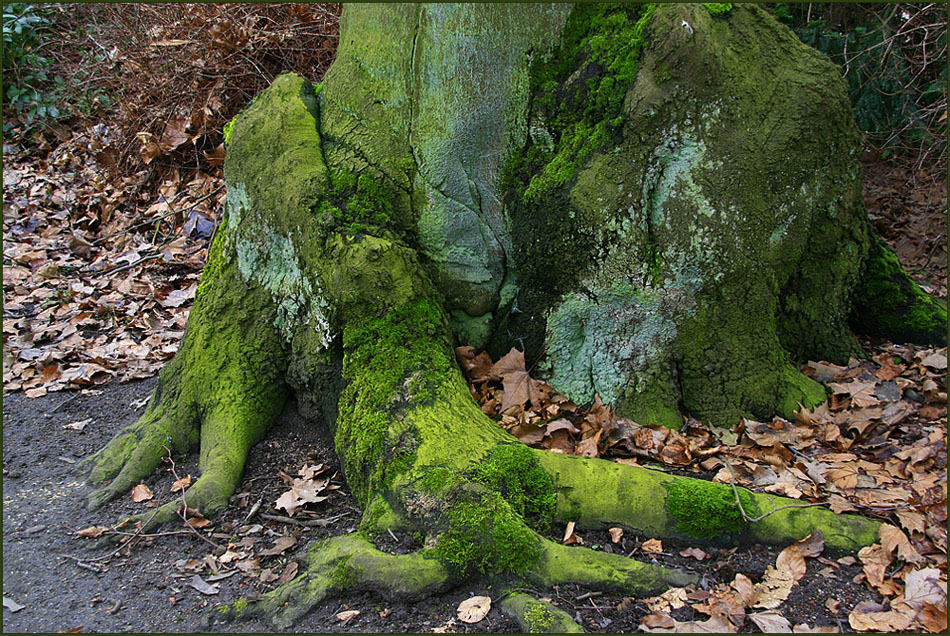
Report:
82,3,944,629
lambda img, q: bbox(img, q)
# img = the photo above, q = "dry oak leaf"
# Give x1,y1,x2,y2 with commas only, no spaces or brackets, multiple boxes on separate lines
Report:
644,587,689,613
75,525,111,538
131,483,154,502
456,596,491,623
259,535,297,557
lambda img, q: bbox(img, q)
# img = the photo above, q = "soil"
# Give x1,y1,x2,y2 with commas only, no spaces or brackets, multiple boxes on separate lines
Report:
3,378,881,633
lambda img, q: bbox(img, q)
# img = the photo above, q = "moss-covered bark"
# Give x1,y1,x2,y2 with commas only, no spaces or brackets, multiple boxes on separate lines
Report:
84,3,941,627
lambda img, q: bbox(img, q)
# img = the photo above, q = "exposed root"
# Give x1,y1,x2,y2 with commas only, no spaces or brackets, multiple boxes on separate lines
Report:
499,592,585,633
527,537,697,595
209,534,455,629
79,404,198,510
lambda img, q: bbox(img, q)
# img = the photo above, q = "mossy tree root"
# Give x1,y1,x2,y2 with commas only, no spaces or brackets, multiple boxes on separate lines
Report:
499,592,585,633
81,218,291,520
210,531,694,630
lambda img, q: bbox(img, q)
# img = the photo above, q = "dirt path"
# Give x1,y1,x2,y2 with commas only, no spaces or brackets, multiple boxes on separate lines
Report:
3,377,887,634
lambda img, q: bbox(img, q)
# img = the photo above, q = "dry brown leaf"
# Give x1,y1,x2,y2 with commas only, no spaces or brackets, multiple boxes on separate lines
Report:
608,527,624,543
879,523,925,564
259,536,297,557
679,547,708,560
275,561,298,585
898,567,947,613
170,475,192,493
641,613,676,629
753,565,796,609
793,530,825,558
644,587,689,613
640,614,738,633
456,596,491,624
749,610,792,633
857,543,892,590
776,545,807,583
131,483,154,502
336,609,360,625
732,573,757,606
562,521,582,546
642,538,663,553
848,608,912,632
75,525,111,538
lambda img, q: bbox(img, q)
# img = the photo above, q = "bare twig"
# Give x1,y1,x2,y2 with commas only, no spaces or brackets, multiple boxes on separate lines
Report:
162,445,225,551
722,459,828,523
259,512,350,528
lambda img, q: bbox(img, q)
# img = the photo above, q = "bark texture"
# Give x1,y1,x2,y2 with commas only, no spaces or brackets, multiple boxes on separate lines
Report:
84,3,944,628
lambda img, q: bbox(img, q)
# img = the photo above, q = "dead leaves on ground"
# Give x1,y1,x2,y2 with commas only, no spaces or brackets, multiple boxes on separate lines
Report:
460,344,947,632
274,463,340,517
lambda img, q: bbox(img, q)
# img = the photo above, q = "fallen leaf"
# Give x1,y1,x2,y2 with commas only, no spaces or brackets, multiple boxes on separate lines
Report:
456,596,491,623
275,561,298,585
170,475,192,493
185,574,220,595
336,609,360,625
753,565,797,609
776,545,806,582
3,596,25,612
640,613,738,633
679,547,708,560
562,521,582,546
131,483,154,502
608,527,624,543
793,530,824,558
749,610,792,633
259,536,297,557
642,538,663,553
919,351,947,370
879,523,924,564
75,526,111,538
848,608,912,632
63,418,91,431
898,567,947,612
732,573,757,606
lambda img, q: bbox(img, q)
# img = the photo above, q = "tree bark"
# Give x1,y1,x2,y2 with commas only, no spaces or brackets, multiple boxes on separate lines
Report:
83,3,944,629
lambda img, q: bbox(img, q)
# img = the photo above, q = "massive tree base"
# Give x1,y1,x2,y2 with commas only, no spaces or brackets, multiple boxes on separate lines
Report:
82,3,943,628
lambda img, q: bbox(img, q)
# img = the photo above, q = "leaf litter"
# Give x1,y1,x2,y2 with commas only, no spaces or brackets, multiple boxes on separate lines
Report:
458,342,947,632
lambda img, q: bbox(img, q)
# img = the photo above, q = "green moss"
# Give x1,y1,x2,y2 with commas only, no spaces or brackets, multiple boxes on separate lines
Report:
317,170,397,236
434,490,542,574
335,297,453,504
223,119,235,145
524,603,556,631
850,237,947,345
471,444,556,529
664,478,758,539
501,4,657,359
700,3,732,16
418,467,457,495
328,555,358,589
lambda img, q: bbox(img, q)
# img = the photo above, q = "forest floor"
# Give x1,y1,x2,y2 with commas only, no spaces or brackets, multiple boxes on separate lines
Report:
2,156,947,634
2,4,947,632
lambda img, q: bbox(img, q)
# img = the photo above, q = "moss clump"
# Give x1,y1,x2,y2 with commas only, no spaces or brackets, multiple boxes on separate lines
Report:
500,4,657,359
318,170,397,236
328,556,358,589
223,119,235,145
664,478,758,539
850,237,947,345
471,444,556,530
335,297,452,504
700,3,732,16
434,490,542,574
524,603,556,631
418,467,457,495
